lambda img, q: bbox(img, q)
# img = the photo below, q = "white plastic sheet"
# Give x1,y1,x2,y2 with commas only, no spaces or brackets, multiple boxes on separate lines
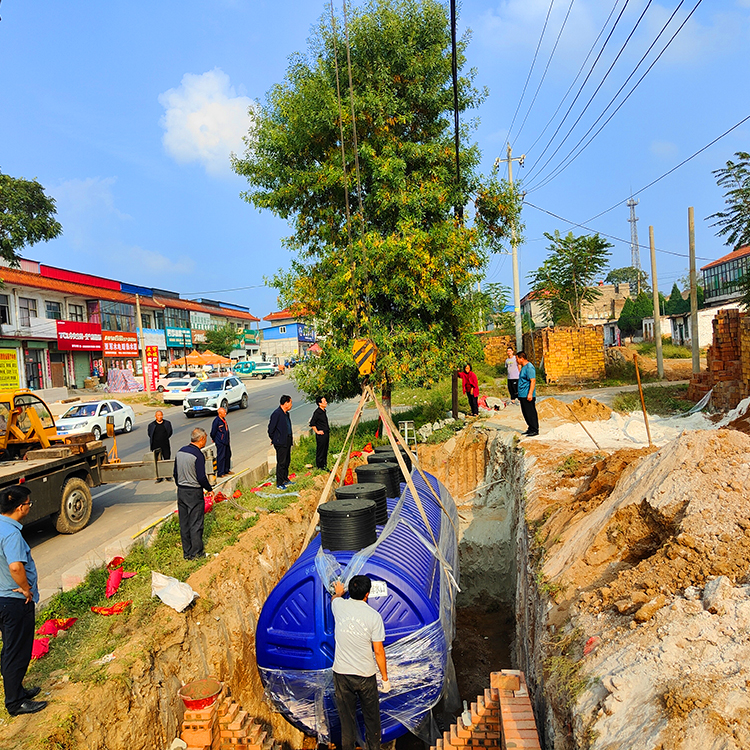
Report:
151,571,198,612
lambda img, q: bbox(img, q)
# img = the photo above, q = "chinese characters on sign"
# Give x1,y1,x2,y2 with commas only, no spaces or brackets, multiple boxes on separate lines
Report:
56,321,103,351
144,345,159,391
102,331,139,357
0,349,20,389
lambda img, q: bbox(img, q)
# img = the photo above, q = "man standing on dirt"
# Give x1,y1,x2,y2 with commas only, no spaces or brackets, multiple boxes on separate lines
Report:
210,407,232,477
330,576,390,750
147,410,173,483
0,485,47,716
173,428,213,559
505,346,520,404
309,396,330,471
516,351,539,437
268,395,294,489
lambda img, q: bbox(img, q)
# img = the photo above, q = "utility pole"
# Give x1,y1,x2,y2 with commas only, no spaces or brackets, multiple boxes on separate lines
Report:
649,226,664,380
135,294,151,395
506,143,525,352
627,196,641,295
688,207,700,374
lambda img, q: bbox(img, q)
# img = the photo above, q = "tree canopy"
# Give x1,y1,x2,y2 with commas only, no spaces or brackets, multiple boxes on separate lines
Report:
707,151,750,250
528,231,612,326
617,291,653,336
203,324,241,358
605,266,650,294
664,283,689,316
0,169,62,264
233,0,506,399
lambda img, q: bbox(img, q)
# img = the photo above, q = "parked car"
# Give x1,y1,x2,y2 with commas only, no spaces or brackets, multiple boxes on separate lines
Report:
184,376,248,417
233,361,276,379
156,370,198,392
56,400,136,440
162,377,202,405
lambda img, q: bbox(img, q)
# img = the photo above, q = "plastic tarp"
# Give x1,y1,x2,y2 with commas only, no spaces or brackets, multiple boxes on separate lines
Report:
259,472,459,744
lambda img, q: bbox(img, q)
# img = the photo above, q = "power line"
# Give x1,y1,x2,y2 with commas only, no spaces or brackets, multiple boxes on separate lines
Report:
506,0,556,144
525,0,655,188
181,283,267,296
582,112,750,224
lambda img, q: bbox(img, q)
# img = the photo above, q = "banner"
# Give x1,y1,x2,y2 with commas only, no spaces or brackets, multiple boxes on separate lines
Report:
56,321,103,351
144,345,160,391
0,349,20,389
103,331,138,357
136,328,167,350
165,327,192,348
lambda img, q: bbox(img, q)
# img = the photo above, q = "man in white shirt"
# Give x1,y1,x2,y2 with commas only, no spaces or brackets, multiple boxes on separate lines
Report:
331,576,390,750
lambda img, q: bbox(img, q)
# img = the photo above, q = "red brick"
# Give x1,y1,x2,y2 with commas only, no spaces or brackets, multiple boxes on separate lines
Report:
182,726,213,746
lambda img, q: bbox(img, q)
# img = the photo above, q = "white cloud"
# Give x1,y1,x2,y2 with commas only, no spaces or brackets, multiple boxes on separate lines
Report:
158,68,254,177
126,246,195,276
650,140,678,159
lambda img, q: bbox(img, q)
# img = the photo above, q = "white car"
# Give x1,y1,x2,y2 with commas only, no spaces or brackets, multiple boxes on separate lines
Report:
156,370,201,392
184,376,248,417
56,400,136,441
162,378,202,405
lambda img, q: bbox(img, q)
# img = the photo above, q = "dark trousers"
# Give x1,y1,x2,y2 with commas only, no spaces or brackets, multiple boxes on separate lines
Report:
177,486,205,559
275,442,291,486
333,672,381,750
520,397,539,433
216,443,232,476
507,379,519,401
153,444,171,461
0,596,35,713
467,393,479,416
315,433,329,469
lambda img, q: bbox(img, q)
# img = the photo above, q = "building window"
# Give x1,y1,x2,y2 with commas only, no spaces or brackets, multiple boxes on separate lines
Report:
19,297,37,327
45,301,63,320
0,294,9,325
141,313,152,329
164,307,190,329
100,300,135,332
154,310,165,329
69,304,86,322
279,326,286,334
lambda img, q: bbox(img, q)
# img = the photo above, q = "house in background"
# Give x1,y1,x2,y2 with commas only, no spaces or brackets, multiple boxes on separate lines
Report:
701,245,750,305
261,309,316,359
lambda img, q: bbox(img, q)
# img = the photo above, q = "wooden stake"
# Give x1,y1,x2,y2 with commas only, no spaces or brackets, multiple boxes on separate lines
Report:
565,404,602,450
633,353,652,447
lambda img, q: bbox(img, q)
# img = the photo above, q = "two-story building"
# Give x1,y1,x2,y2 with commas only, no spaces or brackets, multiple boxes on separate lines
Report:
261,309,316,359
701,245,750,305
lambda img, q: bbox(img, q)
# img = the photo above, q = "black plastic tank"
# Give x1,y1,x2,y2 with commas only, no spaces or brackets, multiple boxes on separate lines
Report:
318,497,377,552
335,483,388,525
355,462,401,498
367,449,412,475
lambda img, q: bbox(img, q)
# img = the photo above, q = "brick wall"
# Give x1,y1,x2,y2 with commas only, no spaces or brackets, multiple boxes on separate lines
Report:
522,326,605,383
483,335,516,367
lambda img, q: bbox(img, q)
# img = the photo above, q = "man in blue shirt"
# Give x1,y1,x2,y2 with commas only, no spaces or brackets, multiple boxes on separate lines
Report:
516,351,539,437
0,485,47,716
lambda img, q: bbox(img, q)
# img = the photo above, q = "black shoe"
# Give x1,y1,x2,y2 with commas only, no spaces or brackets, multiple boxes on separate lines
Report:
23,687,41,699
10,700,47,716
155,478,164,483
526,431,539,437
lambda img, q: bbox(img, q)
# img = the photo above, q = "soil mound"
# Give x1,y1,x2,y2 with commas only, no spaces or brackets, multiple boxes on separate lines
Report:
537,396,612,423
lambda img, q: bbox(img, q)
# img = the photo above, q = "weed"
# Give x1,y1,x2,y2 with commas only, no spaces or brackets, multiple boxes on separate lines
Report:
556,455,581,477
544,627,591,712
41,712,78,750
635,341,692,359
536,570,566,598
612,384,693,416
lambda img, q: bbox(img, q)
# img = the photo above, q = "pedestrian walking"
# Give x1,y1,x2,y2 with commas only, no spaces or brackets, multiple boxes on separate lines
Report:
515,351,539,437
505,346,520,403
268,395,294,489
330,576,390,750
210,407,232,477
147,410,173,483
0,485,47,716
309,396,330,470
458,363,479,416
173,428,213,560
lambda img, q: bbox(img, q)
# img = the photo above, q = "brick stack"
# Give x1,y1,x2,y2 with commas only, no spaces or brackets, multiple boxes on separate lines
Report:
483,335,515,367
741,316,750,401
430,670,540,750
522,326,605,384
180,695,277,750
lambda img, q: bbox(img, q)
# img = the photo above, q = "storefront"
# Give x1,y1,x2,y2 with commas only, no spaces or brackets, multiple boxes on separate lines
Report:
137,328,168,371
0,348,21,390
165,326,193,361
55,321,103,389
102,330,139,376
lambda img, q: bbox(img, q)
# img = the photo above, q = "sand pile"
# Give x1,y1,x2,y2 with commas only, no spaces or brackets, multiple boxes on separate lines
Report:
537,396,612,422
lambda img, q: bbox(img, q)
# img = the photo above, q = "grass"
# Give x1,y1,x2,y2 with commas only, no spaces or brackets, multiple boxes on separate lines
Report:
544,626,591,712
611,383,693,416
635,341,693,359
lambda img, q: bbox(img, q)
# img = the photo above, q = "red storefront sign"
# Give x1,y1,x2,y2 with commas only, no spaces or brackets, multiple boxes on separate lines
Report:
56,321,103,351
102,331,138,357
145,345,159,391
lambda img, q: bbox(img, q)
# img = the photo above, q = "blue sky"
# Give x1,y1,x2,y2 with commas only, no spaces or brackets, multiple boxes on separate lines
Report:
2,1,749,319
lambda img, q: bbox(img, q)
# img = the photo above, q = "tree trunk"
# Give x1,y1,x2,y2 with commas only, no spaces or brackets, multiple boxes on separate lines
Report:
382,376,392,420
452,371,459,418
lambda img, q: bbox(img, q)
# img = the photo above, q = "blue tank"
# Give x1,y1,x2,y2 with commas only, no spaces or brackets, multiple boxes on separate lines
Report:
255,469,458,744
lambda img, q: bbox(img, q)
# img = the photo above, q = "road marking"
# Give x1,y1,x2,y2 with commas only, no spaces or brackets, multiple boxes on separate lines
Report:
93,481,133,499
242,424,260,433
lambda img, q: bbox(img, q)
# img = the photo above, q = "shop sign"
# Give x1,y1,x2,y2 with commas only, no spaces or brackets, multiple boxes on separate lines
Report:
190,311,211,330
136,328,167,350
192,329,207,344
165,327,193,348
244,329,259,345
103,331,138,357
0,349,19,389
56,321,103,351
298,324,315,343
144,345,160,391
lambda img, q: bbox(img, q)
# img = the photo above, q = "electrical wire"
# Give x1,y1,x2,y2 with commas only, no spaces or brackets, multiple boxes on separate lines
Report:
505,0,556,144
181,284,266,296
582,112,750,224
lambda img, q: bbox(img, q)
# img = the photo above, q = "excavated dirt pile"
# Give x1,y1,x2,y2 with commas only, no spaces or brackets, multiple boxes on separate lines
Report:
524,429,750,750
536,396,612,423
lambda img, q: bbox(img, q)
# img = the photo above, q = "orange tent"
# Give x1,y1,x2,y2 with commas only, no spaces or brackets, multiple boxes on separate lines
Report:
201,349,232,366
170,350,209,367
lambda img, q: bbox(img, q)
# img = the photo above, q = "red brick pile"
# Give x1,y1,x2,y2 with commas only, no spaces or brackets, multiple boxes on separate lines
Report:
180,694,277,750
431,670,541,750
688,309,749,409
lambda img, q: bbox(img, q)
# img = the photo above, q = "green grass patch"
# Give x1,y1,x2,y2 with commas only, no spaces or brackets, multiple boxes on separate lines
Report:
635,342,693,359
611,384,693,416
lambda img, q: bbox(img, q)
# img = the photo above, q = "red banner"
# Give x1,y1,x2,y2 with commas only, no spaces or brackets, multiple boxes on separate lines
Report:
145,345,159,391
56,321,103,351
102,331,138,357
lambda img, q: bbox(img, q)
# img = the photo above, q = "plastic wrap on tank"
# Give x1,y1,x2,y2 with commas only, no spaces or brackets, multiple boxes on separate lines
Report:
257,470,459,744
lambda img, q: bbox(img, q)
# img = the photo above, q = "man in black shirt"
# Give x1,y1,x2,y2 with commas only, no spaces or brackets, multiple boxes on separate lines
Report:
309,396,330,470
147,410,173,483
268,395,294,489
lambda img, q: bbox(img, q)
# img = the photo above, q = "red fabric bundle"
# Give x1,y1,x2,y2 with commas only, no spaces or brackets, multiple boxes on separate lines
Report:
91,601,132,616
105,557,136,598
36,618,77,637
214,491,227,503
204,494,214,513
362,442,374,453
233,489,242,499
31,638,50,660
349,451,363,458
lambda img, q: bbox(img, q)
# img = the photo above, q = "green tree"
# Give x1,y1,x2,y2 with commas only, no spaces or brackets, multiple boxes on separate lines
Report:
528,231,612,326
707,151,750,250
0,170,62,263
605,266,650,294
617,291,653,337
204,324,241,358
233,0,498,400
664,283,689,316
